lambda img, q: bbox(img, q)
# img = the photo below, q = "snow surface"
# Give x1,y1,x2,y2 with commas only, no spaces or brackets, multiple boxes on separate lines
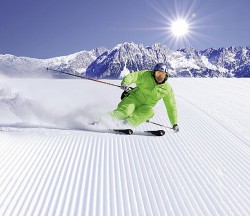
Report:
0,78,250,216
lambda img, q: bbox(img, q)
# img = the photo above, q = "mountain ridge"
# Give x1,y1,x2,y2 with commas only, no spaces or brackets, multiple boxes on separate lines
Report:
1,42,250,78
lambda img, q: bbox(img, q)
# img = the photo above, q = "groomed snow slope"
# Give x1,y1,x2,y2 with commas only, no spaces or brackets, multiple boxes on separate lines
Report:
0,78,249,216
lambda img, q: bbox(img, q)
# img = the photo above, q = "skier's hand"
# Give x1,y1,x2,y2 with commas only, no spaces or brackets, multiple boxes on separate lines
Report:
173,124,179,133
121,84,129,91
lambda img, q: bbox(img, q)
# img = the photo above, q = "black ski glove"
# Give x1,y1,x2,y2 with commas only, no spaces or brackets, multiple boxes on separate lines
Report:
173,124,179,133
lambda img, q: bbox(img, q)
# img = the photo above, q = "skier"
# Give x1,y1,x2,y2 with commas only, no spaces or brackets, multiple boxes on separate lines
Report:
111,63,179,132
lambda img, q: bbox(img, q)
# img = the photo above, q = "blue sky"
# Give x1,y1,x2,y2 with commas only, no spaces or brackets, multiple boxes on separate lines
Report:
0,0,250,58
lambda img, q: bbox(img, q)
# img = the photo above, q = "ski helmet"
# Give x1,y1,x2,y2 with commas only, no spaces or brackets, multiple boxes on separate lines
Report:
153,62,172,72
153,62,172,83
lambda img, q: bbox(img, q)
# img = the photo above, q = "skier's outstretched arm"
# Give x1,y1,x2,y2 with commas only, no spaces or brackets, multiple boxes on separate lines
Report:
163,87,178,126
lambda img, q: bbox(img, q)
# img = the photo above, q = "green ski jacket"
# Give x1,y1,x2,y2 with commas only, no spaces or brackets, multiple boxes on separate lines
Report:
121,70,178,125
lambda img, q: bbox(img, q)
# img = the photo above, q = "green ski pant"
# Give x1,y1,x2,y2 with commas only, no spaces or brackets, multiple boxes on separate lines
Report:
111,95,154,126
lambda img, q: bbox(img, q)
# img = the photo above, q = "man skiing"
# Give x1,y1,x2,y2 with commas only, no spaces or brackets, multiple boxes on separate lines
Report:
111,63,179,132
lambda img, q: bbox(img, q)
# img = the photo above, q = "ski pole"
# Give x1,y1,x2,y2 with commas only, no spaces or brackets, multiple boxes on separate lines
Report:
146,120,173,129
46,68,122,88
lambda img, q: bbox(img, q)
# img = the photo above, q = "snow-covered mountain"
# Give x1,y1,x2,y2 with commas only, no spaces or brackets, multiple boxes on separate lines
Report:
0,47,107,78
1,42,250,78
201,46,250,77
86,42,250,78
86,42,173,78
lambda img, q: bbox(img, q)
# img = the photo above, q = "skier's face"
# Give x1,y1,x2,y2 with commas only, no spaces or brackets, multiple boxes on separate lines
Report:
154,71,168,83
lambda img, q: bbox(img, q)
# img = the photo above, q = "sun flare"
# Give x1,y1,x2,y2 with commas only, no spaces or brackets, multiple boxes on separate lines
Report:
171,19,189,37
145,0,206,49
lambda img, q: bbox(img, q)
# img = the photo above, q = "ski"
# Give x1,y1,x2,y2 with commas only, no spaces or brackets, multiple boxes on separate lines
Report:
88,128,165,136
111,129,165,136
144,130,165,136
112,129,134,135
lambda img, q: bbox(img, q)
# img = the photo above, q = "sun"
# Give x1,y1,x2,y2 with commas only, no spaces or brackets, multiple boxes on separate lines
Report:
171,19,189,37
144,0,207,49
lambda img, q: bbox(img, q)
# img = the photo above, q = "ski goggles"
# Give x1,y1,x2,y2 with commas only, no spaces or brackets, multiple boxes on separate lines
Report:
154,70,169,79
